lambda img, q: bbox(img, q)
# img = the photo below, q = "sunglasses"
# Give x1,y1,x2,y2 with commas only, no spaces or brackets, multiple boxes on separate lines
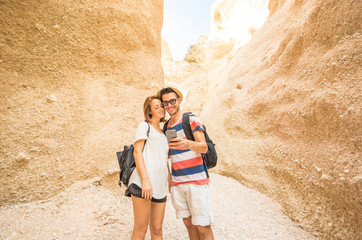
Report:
161,98,178,107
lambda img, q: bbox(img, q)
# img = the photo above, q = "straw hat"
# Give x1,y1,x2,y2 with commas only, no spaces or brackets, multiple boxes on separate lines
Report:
157,87,183,102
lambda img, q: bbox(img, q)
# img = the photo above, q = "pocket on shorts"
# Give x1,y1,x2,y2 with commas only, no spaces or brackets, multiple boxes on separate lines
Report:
188,184,212,220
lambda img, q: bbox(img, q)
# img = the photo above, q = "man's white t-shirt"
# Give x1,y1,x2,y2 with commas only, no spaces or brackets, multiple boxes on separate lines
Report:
128,122,169,199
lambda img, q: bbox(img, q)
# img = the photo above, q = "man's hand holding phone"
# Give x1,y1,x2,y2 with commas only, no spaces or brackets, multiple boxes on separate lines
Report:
166,129,189,150
168,137,190,150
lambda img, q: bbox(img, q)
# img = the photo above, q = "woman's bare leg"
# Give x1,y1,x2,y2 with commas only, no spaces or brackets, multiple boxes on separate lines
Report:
149,201,166,240
131,196,151,240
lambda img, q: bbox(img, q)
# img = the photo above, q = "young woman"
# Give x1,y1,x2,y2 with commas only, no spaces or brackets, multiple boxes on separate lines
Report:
125,95,170,240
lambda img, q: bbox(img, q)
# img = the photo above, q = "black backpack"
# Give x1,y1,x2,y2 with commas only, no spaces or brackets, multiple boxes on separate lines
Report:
116,122,150,187
163,112,217,173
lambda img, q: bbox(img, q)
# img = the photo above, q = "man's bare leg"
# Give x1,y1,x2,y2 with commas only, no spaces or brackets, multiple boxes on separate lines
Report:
183,216,200,240
196,225,214,240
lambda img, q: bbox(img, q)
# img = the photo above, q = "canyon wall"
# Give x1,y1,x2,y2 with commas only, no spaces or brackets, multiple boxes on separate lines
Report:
200,0,361,238
0,0,164,206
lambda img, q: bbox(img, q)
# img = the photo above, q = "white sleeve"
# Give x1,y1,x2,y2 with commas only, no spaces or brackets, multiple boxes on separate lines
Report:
134,122,149,144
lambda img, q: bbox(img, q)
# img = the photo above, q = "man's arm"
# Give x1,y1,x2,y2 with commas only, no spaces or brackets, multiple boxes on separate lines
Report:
188,130,208,153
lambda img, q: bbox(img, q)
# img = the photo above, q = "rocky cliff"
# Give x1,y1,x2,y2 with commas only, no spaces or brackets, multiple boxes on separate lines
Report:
0,0,164,205
200,0,361,239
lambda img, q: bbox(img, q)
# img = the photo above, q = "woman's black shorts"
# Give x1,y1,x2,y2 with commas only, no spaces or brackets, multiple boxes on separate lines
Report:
125,183,167,203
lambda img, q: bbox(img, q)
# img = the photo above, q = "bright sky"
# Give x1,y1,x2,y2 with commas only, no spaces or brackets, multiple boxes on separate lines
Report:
162,0,215,61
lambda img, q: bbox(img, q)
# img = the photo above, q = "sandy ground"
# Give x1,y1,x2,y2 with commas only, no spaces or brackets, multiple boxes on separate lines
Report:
0,173,317,240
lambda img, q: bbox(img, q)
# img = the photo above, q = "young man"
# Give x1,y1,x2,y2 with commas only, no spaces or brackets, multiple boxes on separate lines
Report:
157,87,214,240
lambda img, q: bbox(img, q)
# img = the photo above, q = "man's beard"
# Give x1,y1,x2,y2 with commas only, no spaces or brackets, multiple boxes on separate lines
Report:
168,105,180,116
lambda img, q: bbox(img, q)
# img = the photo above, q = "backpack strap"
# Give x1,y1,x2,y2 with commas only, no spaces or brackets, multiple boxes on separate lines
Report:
142,122,150,151
182,112,194,141
146,122,150,137
182,112,209,177
163,119,170,133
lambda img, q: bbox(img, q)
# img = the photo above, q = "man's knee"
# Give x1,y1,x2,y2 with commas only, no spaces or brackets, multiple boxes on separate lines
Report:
182,216,194,229
196,225,212,234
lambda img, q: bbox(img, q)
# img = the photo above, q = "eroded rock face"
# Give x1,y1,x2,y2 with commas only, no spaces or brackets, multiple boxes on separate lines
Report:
0,0,163,205
184,36,208,63
201,0,361,239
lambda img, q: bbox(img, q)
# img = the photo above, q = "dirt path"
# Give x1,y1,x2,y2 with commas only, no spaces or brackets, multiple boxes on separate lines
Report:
0,173,317,240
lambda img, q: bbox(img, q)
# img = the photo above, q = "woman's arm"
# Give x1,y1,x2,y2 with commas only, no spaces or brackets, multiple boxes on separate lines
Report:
133,139,152,200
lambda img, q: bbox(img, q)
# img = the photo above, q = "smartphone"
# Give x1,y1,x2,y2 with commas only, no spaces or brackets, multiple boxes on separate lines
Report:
166,129,177,143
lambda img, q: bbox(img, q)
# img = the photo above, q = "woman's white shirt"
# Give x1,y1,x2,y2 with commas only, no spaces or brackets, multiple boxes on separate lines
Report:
128,122,169,199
